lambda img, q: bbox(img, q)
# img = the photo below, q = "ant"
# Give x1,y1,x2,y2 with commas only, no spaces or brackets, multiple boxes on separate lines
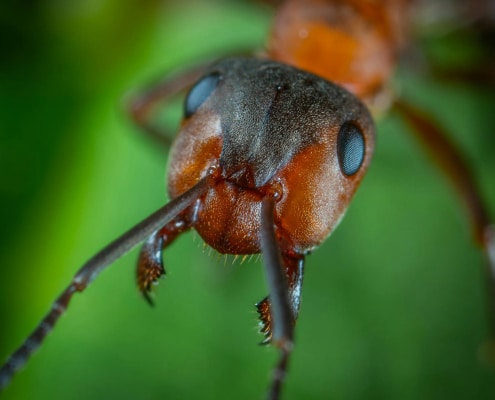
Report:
1,1,494,399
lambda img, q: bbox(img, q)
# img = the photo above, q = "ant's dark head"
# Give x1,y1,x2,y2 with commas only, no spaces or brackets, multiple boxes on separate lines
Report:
181,57,374,190
172,57,374,251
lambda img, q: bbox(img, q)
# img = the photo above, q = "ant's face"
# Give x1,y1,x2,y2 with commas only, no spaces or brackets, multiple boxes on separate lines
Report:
169,57,375,254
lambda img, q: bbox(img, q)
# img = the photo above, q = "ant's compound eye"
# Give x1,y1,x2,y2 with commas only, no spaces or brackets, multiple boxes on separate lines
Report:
337,122,365,176
184,72,221,118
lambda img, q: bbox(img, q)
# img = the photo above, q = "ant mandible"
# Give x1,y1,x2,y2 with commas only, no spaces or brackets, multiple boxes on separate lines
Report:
1,1,494,399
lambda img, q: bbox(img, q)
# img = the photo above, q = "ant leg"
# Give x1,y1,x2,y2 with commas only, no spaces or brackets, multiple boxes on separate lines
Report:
137,215,192,306
393,99,495,320
256,255,304,344
127,64,208,148
0,175,213,391
260,196,301,400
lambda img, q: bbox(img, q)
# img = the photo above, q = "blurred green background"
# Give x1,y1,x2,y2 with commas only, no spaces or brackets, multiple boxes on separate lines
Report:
1,1,494,399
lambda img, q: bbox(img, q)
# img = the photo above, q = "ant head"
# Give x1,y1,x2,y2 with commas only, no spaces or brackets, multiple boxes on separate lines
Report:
169,58,375,253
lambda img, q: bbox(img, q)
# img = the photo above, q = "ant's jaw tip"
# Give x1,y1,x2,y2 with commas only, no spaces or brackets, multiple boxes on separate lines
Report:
142,291,156,307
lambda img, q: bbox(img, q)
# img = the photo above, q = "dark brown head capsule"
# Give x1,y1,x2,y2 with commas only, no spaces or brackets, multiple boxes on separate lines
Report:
168,57,375,255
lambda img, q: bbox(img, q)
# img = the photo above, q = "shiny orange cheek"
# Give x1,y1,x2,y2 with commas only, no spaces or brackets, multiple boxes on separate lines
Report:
275,141,367,254
167,111,222,198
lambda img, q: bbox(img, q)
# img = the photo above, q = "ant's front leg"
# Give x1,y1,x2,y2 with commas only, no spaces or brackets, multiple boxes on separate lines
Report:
260,196,305,400
137,213,193,305
256,255,304,344
393,99,495,326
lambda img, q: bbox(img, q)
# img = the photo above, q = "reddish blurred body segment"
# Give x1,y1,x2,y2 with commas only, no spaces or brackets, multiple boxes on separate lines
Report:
269,0,409,103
